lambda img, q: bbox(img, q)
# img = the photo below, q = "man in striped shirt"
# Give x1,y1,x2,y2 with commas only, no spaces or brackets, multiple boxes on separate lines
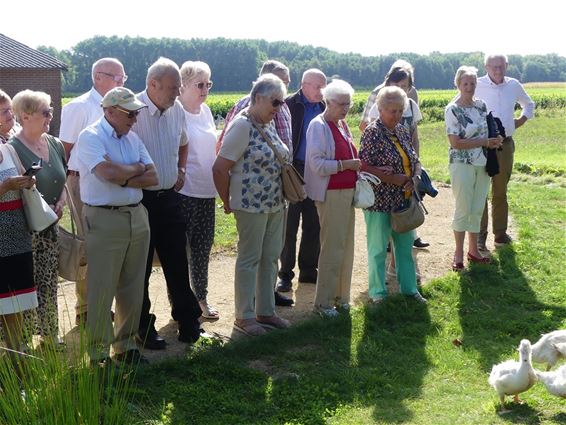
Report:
133,58,202,350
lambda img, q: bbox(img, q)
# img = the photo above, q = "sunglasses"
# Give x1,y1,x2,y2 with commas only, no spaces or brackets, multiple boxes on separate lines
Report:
98,71,128,83
194,81,213,90
271,99,285,108
38,107,54,118
114,106,140,119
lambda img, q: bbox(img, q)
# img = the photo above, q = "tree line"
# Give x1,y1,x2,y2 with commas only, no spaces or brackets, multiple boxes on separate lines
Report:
38,36,566,94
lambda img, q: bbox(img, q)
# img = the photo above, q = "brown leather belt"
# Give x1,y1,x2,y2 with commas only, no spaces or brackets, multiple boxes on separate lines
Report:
67,170,80,177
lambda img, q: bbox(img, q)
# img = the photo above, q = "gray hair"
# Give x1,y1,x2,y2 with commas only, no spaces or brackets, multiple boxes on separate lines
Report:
322,79,354,102
0,88,11,104
91,58,124,83
250,74,286,105
260,60,289,77
454,66,478,88
376,86,406,110
12,90,51,122
180,61,211,85
484,53,508,65
146,57,180,86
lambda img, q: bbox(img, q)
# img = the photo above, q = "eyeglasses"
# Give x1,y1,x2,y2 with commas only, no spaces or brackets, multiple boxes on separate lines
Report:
194,81,213,90
1,107,13,117
333,100,353,109
271,99,285,108
98,71,128,83
113,106,140,119
38,107,54,118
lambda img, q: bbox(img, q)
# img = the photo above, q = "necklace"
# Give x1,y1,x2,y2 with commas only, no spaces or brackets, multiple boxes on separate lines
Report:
18,132,49,160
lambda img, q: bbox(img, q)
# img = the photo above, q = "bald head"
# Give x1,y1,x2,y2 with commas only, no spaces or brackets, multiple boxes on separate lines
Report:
301,69,327,103
92,58,127,96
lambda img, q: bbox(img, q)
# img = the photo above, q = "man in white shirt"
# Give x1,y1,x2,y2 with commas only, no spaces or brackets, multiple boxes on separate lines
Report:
59,58,127,326
475,54,535,250
76,87,157,366
132,58,202,350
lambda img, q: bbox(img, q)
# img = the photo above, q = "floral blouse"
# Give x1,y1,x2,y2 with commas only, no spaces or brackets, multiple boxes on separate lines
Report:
219,113,290,213
359,120,419,213
444,99,488,166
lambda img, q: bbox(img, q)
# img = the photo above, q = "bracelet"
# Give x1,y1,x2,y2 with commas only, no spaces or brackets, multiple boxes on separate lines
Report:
121,179,129,187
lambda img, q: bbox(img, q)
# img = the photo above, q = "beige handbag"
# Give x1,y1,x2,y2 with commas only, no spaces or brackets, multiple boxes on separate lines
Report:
390,190,427,233
58,185,87,281
248,118,307,204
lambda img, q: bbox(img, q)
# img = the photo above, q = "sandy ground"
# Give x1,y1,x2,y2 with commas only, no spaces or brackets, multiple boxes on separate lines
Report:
57,184,510,361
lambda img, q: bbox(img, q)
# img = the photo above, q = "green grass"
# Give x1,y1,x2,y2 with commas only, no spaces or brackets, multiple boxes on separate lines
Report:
131,179,566,424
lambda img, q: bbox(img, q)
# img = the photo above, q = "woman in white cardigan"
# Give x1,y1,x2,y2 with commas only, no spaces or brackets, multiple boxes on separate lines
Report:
305,80,361,317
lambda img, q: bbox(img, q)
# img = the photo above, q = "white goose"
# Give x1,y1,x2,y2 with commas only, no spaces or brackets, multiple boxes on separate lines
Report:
531,330,566,370
535,365,566,398
489,339,537,412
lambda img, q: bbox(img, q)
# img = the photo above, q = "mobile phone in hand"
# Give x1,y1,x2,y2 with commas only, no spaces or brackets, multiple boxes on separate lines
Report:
24,159,43,176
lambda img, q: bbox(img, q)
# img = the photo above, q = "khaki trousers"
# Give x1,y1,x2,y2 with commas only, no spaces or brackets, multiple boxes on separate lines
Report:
84,204,150,360
67,174,88,315
481,137,515,238
314,189,355,309
233,209,284,320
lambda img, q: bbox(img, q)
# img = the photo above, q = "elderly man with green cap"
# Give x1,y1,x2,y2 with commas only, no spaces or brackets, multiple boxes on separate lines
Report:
75,86,158,367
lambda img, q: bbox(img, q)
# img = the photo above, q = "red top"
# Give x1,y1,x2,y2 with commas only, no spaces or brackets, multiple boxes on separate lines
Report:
327,121,357,190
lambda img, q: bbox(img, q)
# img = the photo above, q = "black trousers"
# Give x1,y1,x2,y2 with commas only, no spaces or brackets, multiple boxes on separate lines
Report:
139,189,201,332
278,161,320,282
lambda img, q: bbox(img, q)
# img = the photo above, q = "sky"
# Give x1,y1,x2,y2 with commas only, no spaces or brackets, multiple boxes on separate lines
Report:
3,0,564,58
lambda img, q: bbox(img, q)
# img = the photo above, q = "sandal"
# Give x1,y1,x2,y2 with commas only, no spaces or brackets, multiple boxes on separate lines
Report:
452,260,465,272
233,319,267,336
199,300,220,321
256,315,291,329
467,252,491,264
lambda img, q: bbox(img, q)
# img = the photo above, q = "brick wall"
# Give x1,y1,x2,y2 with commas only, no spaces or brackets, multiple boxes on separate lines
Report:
0,68,63,136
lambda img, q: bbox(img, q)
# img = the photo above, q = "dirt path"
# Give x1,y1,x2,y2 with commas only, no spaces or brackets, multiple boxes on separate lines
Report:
57,184,510,361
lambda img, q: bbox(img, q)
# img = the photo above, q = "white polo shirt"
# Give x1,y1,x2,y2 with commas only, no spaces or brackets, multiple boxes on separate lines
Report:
59,87,104,171
132,91,187,191
76,117,153,206
475,75,535,137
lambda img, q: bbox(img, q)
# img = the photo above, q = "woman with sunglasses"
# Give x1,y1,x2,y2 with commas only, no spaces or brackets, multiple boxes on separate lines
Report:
178,61,219,322
9,90,67,349
304,79,361,317
213,74,291,336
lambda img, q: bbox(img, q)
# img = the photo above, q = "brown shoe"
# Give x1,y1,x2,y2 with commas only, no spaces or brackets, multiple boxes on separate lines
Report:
256,315,291,330
234,319,267,336
494,234,513,246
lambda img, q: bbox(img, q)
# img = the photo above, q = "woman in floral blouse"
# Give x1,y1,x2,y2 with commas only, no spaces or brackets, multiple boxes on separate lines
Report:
444,66,502,271
359,86,427,304
213,74,291,336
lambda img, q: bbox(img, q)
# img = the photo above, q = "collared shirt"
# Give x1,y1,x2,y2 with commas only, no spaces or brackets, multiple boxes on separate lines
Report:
475,75,535,137
59,87,104,171
132,90,187,190
216,95,292,154
75,117,153,206
296,93,323,161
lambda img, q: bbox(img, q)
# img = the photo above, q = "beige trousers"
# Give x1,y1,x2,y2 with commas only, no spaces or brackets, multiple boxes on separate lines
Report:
314,189,356,309
84,204,150,359
67,174,88,315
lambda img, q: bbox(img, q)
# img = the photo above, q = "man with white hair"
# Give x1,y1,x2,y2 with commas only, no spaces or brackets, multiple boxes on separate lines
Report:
276,69,327,293
133,57,202,350
59,57,127,326
475,54,535,251
75,87,157,366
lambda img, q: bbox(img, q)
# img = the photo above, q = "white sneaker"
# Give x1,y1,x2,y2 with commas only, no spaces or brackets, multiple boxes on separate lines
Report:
315,307,339,318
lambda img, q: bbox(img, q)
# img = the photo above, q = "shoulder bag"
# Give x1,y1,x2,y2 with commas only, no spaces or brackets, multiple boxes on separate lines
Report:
391,190,427,234
345,136,381,209
5,145,58,232
248,116,307,204
58,185,87,281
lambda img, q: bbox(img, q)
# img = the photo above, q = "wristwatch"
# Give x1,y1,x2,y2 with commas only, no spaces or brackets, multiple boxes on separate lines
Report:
178,167,186,174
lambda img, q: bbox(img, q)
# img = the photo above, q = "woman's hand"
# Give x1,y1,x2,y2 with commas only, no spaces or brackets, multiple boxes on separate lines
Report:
376,166,394,175
343,159,361,171
390,174,410,187
53,199,65,219
2,175,35,191
487,136,503,149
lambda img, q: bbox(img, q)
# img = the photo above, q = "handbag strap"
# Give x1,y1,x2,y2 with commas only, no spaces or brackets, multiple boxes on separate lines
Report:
412,189,428,215
244,112,287,166
63,184,84,237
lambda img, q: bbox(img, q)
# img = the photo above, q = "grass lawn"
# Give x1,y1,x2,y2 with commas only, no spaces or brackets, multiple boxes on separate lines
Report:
127,112,566,424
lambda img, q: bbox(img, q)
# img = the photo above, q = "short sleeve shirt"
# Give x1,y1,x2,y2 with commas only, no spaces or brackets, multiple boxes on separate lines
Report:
445,99,488,166
219,113,290,213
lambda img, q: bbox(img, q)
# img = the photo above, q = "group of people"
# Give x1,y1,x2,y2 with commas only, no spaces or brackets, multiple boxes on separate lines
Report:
0,52,533,366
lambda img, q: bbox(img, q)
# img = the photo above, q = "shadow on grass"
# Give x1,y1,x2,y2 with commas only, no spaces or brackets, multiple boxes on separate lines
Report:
133,298,432,425
459,245,566,373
